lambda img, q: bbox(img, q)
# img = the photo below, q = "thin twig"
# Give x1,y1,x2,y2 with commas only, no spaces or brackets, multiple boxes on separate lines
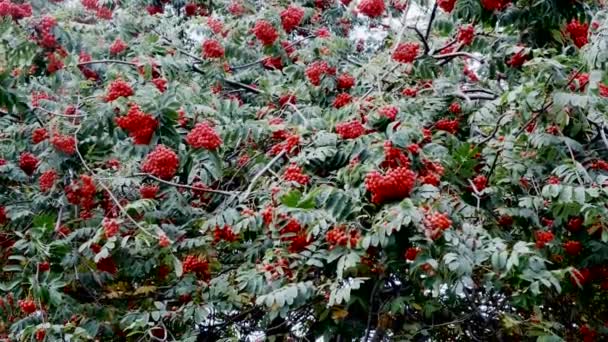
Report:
408,26,430,54
77,60,137,67
425,2,438,41
239,150,286,202
135,173,236,196
476,113,509,147
33,106,86,118
433,52,484,63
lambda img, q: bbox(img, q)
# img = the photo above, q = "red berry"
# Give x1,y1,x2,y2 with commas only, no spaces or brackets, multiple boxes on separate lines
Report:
19,299,36,314
378,106,398,121
102,218,120,239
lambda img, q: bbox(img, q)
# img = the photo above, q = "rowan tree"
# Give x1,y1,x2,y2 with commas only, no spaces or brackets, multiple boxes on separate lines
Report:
1,0,608,341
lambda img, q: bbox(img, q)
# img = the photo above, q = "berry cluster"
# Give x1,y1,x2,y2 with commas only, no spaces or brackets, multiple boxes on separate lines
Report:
261,206,274,226
207,17,224,34
140,184,159,199
392,42,419,63
158,233,171,247
260,258,292,280
269,134,300,156
202,39,224,59
252,20,278,46
404,246,421,261
566,19,589,48
448,102,461,114
336,73,355,90
34,15,58,49
65,175,97,218
51,133,76,155
333,92,352,108
506,49,529,68
534,230,554,248
357,0,385,17
365,167,416,204
600,83,608,98
283,163,310,185
437,0,456,12
381,141,410,169
262,56,283,70
109,38,127,55
182,255,210,280
423,212,452,240
19,152,39,176
32,128,49,144
19,299,36,314
280,6,304,33
335,120,365,139
78,52,98,80
104,79,134,102
102,218,120,239
378,106,398,121
471,175,488,192
564,240,582,256
213,225,239,243
305,61,332,86
280,218,311,253
278,93,296,108
0,1,32,20
316,27,331,38
325,226,360,249
46,52,64,74
141,145,179,180
402,87,418,97
146,5,164,15
568,72,589,92
186,122,222,150
434,118,459,134
228,1,244,15
31,91,52,107
457,25,475,46
115,104,158,145
480,0,511,11
39,169,57,192
418,160,444,186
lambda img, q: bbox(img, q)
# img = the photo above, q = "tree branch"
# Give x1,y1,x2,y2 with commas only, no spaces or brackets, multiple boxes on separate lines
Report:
239,150,286,202
408,26,430,54
425,2,438,41
77,60,137,67
433,52,484,63
135,173,236,196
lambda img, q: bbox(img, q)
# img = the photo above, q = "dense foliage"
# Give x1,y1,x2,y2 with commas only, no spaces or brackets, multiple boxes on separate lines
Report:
1,0,608,340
